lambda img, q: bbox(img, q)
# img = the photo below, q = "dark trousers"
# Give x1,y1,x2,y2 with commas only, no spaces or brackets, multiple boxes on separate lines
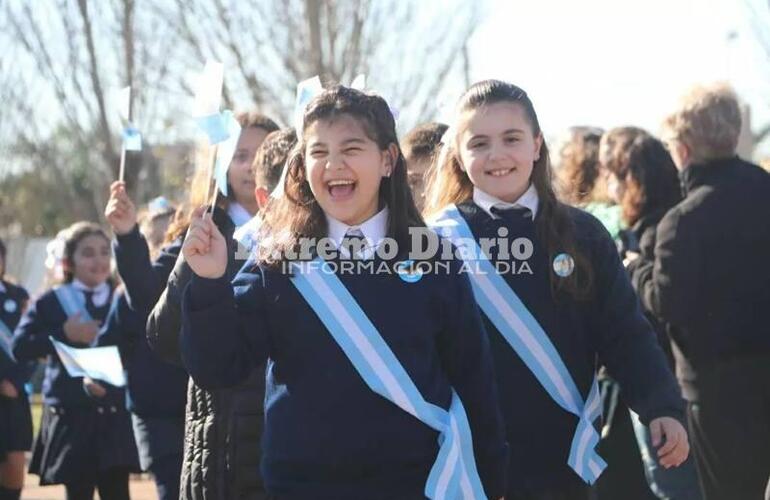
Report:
686,357,770,500
64,467,130,500
149,453,182,500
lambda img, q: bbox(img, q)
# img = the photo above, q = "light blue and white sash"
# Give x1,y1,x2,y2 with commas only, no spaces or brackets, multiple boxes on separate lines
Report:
430,205,606,484
290,258,487,500
53,284,94,323
0,318,16,361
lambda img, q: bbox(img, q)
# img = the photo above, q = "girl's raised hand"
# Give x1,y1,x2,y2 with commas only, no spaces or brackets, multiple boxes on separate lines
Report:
105,181,137,236
182,206,228,279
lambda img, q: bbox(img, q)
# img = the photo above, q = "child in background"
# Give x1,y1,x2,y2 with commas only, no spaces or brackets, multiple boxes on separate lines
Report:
12,222,138,500
234,127,298,253
424,79,688,500
601,129,702,500
137,111,280,499
0,238,32,500
402,122,449,212
101,196,188,500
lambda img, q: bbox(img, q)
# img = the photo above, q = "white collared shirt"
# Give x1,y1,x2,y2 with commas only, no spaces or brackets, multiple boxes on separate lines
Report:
0,281,6,294
473,184,539,221
227,202,254,229
71,279,111,307
326,207,389,259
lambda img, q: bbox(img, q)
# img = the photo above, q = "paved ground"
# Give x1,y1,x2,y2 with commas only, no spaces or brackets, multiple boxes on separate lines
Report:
22,473,157,500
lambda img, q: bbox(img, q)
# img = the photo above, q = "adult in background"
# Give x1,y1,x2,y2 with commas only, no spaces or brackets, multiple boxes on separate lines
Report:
603,129,702,500
627,83,770,500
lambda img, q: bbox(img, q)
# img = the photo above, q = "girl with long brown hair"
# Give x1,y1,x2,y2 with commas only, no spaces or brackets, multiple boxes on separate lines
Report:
179,85,508,499
424,79,689,500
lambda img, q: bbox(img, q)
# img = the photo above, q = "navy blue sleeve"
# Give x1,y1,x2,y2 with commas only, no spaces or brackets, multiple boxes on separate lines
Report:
585,217,684,424
181,260,271,390
114,227,180,314
12,295,62,361
438,261,508,498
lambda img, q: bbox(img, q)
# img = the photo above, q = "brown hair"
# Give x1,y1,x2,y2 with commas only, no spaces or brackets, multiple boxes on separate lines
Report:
257,85,423,267
253,128,298,192
556,126,604,205
62,221,110,283
603,131,681,226
403,122,449,165
236,111,280,134
599,127,648,178
424,79,593,299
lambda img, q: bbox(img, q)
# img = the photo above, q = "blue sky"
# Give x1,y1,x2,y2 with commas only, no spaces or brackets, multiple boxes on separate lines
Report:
460,0,770,156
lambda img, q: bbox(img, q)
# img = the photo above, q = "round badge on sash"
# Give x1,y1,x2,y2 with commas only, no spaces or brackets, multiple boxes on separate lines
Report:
4,299,17,314
395,260,423,283
552,253,575,278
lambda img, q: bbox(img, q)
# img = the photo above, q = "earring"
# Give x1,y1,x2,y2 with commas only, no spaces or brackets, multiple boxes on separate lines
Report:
384,170,391,178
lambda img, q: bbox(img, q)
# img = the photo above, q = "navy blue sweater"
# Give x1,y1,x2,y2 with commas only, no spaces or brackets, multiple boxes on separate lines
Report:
181,255,509,499
455,201,684,493
12,286,125,408
97,289,187,418
0,280,33,389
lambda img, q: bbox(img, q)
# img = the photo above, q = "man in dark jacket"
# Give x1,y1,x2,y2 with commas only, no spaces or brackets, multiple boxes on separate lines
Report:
627,83,770,500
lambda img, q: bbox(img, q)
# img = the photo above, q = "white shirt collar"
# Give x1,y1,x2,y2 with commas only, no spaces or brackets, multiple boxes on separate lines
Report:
326,207,389,259
227,202,253,229
0,281,6,294
472,183,539,221
71,279,111,307
232,213,262,251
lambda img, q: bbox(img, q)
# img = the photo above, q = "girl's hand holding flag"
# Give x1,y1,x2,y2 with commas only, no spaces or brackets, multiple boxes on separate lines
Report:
182,206,228,280
104,181,137,236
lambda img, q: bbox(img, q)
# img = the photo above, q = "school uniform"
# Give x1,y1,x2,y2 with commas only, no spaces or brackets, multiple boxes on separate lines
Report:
11,280,139,492
0,280,33,460
97,288,187,500
180,208,509,500
144,206,269,500
436,186,684,499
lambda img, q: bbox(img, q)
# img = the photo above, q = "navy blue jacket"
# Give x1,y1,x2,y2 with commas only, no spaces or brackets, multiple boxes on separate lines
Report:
12,285,125,408
455,201,684,493
181,255,509,499
97,288,187,418
0,280,33,389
